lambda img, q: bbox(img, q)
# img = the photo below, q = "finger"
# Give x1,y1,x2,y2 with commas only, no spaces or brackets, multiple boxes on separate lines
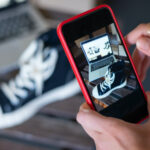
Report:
80,127,104,150
77,104,127,134
94,134,111,150
133,37,150,81
137,36,150,56
126,23,150,45
94,134,121,150
132,48,145,78
77,105,106,132
124,36,132,48
79,102,91,112
83,127,102,141
139,56,150,81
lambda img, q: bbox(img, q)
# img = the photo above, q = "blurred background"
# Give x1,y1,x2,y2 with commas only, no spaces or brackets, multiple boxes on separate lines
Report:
0,0,150,150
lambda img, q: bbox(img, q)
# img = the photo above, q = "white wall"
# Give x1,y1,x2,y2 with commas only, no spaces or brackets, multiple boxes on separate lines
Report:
31,0,97,14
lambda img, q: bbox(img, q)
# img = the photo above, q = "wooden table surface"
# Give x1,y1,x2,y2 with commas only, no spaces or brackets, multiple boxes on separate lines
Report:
0,94,95,150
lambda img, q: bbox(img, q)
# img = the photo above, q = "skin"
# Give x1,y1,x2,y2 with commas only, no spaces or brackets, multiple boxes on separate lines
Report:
77,23,150,150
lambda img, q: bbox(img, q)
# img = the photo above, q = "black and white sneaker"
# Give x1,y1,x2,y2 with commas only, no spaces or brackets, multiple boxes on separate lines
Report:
92,61,127,99
0,29,80,129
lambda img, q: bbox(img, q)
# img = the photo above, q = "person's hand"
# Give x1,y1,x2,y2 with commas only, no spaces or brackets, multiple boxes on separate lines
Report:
126,23,150,81
77,24,150,150
77,92,150,150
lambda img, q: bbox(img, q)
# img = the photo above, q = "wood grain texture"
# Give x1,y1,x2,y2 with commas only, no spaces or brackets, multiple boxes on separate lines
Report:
40,95,84,120
0,138,56,150
0,115,94,150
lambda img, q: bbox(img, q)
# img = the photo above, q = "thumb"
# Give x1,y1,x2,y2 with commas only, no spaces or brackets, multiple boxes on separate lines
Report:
77,103,127,134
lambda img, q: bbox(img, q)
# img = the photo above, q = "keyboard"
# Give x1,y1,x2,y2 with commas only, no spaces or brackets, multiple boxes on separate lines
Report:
91,56,114,72
0,13,36,42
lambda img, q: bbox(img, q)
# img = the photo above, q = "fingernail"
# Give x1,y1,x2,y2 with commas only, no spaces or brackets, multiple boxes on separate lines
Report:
80,107,90,113
137,40,150,51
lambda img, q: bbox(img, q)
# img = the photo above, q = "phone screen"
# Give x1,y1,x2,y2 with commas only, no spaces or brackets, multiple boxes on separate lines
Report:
61,7,148,122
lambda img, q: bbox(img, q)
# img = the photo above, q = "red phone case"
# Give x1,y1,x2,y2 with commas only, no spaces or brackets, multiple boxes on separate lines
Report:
57,4,148,123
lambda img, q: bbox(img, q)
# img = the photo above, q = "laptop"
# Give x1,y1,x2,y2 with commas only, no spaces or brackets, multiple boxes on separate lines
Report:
80,34,116,82
0,0,48,72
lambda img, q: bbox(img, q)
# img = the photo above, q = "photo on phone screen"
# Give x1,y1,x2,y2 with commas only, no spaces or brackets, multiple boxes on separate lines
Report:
70,22,142,112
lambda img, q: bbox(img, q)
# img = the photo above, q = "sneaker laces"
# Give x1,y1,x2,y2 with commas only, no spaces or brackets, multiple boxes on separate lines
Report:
1,40,58,106
100,69,115,92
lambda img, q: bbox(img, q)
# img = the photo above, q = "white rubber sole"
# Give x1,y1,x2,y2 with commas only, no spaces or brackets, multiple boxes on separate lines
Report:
92,80,127,100
0,79,80,129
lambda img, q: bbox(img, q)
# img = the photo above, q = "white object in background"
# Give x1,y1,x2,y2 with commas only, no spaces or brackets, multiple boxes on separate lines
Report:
0,0,10,8
31,0,97,14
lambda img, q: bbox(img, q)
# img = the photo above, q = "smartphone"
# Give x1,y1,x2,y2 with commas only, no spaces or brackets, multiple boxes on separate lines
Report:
57,5,148,123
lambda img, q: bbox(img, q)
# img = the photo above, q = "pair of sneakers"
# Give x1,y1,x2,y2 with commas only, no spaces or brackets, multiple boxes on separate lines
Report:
92,60,127,99
0,29,80,129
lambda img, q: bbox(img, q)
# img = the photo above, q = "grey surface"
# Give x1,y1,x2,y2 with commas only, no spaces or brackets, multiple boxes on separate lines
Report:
105,0,150,91
0,3,49,72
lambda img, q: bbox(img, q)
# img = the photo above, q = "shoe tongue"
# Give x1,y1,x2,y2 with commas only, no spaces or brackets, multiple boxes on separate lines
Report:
106,70,113,79
110,72,113,77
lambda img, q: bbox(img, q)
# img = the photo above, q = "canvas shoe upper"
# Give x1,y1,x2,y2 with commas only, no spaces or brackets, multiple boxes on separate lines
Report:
0,29,80,129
